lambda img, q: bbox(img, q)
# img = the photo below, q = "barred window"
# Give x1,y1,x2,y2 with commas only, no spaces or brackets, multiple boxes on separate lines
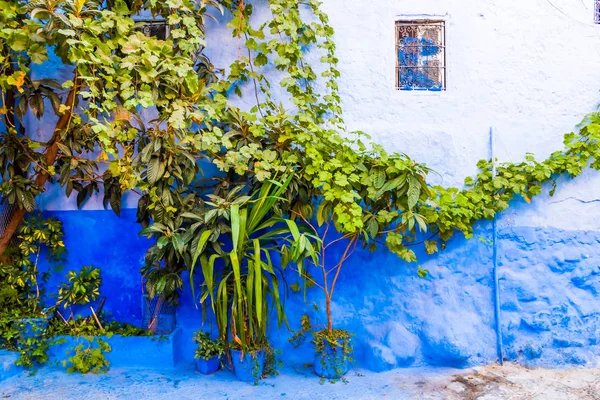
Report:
395,20,446,91
134,20,169,40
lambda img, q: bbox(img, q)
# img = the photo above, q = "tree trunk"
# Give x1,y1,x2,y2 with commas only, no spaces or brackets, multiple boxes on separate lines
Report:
0,81,78,256
148,295,164,334
326,295,333,334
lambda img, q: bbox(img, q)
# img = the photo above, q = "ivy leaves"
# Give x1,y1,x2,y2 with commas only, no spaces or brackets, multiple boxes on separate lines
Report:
407,176,421,210
428,116,600,250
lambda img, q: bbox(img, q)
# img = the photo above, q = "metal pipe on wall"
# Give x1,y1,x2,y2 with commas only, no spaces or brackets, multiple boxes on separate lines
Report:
490,126,504,365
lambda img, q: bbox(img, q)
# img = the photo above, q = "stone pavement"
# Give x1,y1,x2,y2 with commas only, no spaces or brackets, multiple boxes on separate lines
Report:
1,362,600,399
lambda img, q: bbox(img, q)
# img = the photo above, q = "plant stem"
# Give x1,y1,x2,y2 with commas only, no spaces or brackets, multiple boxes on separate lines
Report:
326,293,333,334
328,233,358,299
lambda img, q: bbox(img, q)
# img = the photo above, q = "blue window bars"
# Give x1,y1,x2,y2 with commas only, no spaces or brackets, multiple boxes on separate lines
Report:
396,20,446,91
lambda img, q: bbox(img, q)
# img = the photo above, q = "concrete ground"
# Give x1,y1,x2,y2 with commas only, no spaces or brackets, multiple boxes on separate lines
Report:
2,362,600,399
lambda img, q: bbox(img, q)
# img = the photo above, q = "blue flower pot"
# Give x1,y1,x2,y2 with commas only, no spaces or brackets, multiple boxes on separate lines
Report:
314,341,349,379
231,349,265,384
196,355,220,375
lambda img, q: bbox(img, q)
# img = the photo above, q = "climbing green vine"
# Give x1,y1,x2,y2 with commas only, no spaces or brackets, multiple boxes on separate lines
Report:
428,120,600,244
221,0,600,259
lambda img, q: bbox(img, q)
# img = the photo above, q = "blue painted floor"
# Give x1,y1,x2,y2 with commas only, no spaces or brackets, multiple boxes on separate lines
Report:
0,363,465,400
4,362,600,399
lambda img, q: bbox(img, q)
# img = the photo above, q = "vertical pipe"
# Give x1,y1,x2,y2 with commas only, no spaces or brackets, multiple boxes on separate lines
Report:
490,127,504,365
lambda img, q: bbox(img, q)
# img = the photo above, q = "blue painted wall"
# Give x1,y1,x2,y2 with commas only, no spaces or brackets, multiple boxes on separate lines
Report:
39,209,150,326
498,226,600,366
36,203,600,372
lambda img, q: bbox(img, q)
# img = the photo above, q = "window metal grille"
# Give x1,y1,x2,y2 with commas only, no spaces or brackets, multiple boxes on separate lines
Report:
395,20,446,91
596,0,600,24
142,295,176,334
134,20,169,40
0,203,18,245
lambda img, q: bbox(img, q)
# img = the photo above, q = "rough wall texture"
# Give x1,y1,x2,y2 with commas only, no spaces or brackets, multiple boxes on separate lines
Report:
38,209,600,370
499,226,600,367
24,0,600,371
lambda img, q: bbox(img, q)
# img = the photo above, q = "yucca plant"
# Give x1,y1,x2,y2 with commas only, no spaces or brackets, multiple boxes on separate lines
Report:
190,174,320,354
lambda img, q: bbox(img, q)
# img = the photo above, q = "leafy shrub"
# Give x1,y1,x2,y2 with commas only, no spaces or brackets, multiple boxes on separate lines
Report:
193,331,224,360
63,336,111,374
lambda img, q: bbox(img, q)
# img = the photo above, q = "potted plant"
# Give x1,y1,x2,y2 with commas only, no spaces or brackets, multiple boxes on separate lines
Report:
139,217,189,334
193,330,224,374
189,174,319,384
291,185,428,379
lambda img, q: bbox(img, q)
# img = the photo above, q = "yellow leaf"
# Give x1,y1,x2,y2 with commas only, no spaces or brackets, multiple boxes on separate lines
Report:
233,334,242,346
7,71,26,93
58,104,70,114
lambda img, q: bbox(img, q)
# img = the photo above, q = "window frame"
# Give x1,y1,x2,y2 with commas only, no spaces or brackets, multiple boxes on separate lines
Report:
395,18,447,92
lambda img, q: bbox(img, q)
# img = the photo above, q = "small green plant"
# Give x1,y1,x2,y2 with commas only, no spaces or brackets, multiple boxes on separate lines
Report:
289,314,354,383
193,331,224,360
47,315,148,338
229,343,275,385
13,319,51,370
262,343,282,378
63,336,111,374
57,266,101,308
312,328,353,383
0,215,66,370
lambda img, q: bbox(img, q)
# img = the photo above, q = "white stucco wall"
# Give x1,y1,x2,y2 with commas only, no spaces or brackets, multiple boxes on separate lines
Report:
37,0,600,230
319,0,600,230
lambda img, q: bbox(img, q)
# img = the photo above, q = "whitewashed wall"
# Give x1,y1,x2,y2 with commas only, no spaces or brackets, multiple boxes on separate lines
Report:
318,0,600,231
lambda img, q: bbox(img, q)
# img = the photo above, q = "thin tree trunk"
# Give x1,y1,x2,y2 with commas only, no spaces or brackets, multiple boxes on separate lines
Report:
326,295,333,334
320,233,332,335
148,295,164,334
0,79,78,256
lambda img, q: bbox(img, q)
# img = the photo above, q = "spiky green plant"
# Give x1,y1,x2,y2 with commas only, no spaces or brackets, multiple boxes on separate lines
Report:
190,174,320,352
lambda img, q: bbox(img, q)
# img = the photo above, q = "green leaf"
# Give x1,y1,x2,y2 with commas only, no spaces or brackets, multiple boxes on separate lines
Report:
424,240,438,255
373,169,385,189
253,239,263,329
230,204,240,253
147,157,165,185
285,219,301,242
17,189,35,212
366,219,378,238
109,189,121,217
317,201,326,226
157,236,169,249
189,229,213,303
407,176,420,209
